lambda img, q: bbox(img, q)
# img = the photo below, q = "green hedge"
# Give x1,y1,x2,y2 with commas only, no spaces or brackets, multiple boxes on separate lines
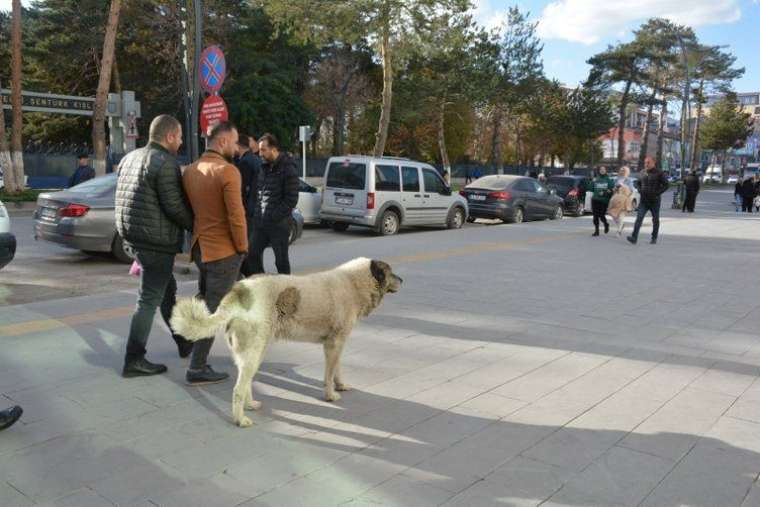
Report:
0,189,46,202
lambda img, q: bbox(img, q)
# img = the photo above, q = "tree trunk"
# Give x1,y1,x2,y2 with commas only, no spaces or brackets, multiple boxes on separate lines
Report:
721,149,728,183
437,97,451,184
0,81,13,193
637,90,657,172
9,0,24,193
92,0,121,176
616,80,632,168
689,80,705,172
372,17,392,157
490,107,503,174
656,100,667,169
333,101,346,156
112,57,122,95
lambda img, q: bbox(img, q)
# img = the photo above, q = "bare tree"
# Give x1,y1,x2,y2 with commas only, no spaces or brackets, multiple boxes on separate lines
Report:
92,0,122,176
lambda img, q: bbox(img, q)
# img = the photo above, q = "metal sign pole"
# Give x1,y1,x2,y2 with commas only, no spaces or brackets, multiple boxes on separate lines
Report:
190,0,202,161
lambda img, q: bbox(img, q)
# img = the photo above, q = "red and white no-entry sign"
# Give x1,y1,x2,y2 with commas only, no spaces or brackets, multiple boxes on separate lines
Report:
200,95,229,136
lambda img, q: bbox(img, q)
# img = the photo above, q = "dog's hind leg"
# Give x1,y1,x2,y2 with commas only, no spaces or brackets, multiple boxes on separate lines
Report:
323,337,347,402
244,342,268,412
232,362,257,428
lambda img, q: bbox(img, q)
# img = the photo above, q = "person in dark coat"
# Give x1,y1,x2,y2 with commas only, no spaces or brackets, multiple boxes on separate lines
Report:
115,115,195,378
68,152,95,188
235,135,263,277
741,177,755,213
249,133,299,275
627,157,669,245
682,170,700,213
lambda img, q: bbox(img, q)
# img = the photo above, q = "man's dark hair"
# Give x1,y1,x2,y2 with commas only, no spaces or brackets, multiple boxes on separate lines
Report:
237,134,250,147
259,133,280,150
208,121,237,144
149,115,181,143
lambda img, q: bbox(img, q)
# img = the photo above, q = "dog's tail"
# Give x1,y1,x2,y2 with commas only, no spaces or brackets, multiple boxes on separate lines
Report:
170,297,230,342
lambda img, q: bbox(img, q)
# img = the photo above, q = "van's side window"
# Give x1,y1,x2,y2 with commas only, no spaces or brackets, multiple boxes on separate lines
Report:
375,165,401,191
402,166,420,192
422,168,445,194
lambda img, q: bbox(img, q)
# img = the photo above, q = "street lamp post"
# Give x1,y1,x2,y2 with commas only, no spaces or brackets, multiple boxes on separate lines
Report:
189,0,202,161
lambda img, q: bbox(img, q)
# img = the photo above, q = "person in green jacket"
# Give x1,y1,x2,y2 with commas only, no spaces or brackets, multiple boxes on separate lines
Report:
590,166,614,236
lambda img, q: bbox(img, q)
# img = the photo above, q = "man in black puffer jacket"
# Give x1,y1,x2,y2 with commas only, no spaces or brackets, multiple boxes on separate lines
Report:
627,157,669,245
115,115,194,378
249,133,299,275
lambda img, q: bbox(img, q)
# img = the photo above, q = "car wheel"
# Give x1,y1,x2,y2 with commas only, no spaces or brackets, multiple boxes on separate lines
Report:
331,222,350,232
111,234,133,264
447,207,465,229
552,206,563,220
511,207,524,224
376,210,400,236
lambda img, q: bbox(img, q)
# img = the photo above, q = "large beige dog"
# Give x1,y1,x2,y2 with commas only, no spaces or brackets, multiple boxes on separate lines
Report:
170,258,403,427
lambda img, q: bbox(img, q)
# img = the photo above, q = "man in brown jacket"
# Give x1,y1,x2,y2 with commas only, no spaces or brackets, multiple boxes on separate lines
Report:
182,122,248,385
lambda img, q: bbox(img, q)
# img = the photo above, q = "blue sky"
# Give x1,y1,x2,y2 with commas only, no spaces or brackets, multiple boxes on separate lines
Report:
474,0,760,92
2,0,759,92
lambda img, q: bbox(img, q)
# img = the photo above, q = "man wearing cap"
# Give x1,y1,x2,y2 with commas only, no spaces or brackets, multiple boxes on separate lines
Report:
68,152,96,188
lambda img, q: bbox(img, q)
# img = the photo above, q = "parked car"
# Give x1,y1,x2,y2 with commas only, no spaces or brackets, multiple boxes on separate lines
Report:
702,165,722,183
320,155,468,235
546,175,590,216
0,200,16,270
727,175,740,185
34,174,304,263
460,175,564,224
297,179,322,224
584,175,640,213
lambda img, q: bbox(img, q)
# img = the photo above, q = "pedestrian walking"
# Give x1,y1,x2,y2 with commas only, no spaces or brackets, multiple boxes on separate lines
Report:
0,405,22,431
248,133,299,275
590,166,614,236
182,121,248,386
465,168,472,185
741,176,755,213
473,168,482,180
116,115,195,378
608,165,634,236
735,181,743,212
234,134,263,277
627,157,669,245
68,151,95,188
682,170,700,213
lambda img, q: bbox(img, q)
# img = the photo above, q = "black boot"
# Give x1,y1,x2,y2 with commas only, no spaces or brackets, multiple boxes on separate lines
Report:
626,235,637,245
592,229,599,237
0,405,23,431
604,222,609,234
123,358,168,378
186,365,229,386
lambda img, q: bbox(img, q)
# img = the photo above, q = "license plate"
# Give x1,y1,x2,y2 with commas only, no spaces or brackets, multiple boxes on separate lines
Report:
470,195,486,201
335,197,353,206
41,207,58,219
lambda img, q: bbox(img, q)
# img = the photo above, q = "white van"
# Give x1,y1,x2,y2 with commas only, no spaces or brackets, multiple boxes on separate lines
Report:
320,155,468,235
703,165,722,183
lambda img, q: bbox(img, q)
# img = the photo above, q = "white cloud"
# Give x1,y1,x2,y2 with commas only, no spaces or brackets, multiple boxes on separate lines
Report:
537,0,742,45
471,0,509,31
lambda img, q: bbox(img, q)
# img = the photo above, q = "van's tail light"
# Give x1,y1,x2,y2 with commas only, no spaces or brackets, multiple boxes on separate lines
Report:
488,191,512,201
367,192,375,210
59,203,90,217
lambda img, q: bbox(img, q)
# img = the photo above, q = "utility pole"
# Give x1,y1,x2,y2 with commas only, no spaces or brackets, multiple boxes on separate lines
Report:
189,0,202,161
178,0,192,157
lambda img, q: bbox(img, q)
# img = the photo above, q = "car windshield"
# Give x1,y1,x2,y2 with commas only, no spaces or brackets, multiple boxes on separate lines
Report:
68,174,117,194
467,176,512,191
326,162,366,190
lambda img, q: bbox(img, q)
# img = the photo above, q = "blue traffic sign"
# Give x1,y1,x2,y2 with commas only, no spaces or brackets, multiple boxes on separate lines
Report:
200,46,226,93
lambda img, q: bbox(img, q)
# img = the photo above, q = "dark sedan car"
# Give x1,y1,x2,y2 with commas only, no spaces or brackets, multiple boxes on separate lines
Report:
546,175,590,216
459,175,564,224
35,174,304,263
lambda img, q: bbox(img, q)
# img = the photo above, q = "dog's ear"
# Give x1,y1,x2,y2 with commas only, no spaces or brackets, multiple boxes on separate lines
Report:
370,260,387,286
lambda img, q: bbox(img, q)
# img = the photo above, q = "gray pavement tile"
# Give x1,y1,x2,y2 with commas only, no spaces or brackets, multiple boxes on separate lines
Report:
0,482,34,507
742,482,760,507
399,407,496,449
144,476,250,507
455,392,528,418
90,461,187,506
35,488,116,507
345,473,456,506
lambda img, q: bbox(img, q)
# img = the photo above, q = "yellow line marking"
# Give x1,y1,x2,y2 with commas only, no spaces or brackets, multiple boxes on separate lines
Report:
0,233,569,337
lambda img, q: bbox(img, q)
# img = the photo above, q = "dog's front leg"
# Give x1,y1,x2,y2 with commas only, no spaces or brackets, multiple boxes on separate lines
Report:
334,345,352,392
323,339,346,402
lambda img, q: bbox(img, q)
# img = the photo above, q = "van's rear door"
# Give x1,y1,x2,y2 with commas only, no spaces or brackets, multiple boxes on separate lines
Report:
322,158,369,218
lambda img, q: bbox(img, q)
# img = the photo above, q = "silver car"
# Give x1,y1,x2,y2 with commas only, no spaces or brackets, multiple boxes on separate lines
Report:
34,174,304,263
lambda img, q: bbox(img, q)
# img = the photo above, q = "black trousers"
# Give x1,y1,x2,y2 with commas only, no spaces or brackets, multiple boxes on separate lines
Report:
742,197,754,213
683,191,697,212
248,222,291,275
125,250,189,363
592,200,609,232
631,197,661,241
189,244,243,370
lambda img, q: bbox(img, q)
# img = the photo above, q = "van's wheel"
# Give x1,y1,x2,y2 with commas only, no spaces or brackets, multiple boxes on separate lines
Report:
111,234,133,264
331,222,350,232
447,207,465,229
376,210,400,236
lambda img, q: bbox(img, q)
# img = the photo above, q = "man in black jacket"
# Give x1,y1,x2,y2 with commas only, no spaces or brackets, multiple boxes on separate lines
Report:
682,170,700,213
249,133,299,275
235,134,262,277
628,157,669,245
115,115,194,377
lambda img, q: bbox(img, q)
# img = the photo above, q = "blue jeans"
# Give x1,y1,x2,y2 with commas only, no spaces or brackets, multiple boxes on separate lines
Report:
630,197,661,241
